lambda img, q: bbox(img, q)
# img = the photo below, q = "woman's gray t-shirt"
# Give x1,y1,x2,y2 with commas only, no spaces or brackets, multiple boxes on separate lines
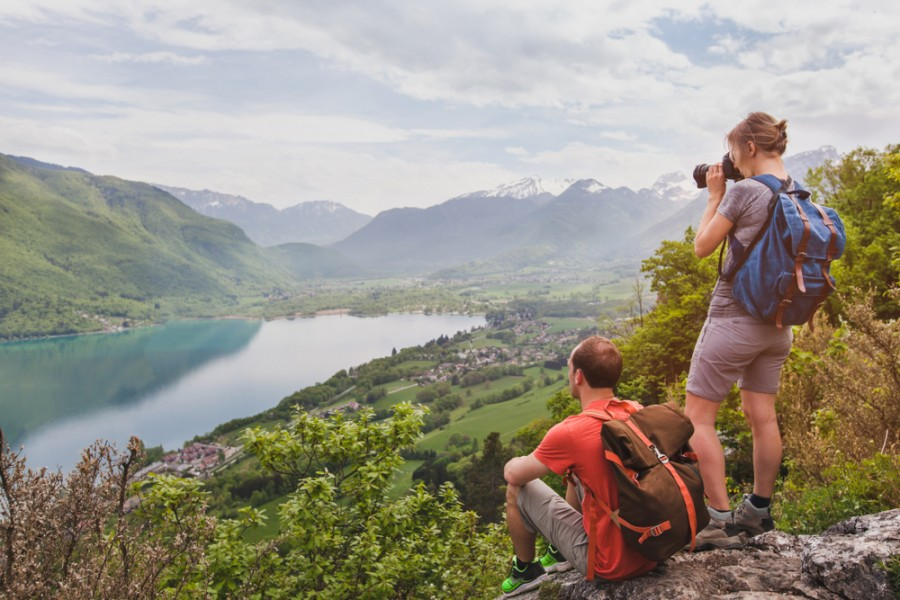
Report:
709,176,793,317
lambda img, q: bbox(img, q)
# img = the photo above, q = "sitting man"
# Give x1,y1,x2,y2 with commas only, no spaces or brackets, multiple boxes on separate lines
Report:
501,336,657,596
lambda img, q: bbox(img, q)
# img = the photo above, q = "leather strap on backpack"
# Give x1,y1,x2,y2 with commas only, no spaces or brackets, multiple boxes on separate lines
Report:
803,203,839,330
622,419,700,553
776,194,813,329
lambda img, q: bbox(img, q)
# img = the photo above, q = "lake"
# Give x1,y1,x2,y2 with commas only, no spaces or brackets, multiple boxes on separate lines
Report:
0,313,484,471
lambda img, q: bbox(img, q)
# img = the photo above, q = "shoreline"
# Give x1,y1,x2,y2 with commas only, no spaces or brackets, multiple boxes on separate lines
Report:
1,309,482,345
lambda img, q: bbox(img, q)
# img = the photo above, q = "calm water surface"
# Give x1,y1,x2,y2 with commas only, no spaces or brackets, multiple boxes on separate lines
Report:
0,313,483,471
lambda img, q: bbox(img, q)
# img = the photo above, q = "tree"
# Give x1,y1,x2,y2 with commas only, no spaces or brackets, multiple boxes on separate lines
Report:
632,275,646,328
460,433,512,523
240,403,507,598
616,227,718,403
0,434,214,599
805,145,900,319
776,288,900,533
1,405,509,599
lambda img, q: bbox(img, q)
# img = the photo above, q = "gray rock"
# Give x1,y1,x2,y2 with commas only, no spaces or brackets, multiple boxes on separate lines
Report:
499,510,899,600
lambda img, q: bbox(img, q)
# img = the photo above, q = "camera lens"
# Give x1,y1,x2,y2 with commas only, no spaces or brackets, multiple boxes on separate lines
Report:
692,153,743,189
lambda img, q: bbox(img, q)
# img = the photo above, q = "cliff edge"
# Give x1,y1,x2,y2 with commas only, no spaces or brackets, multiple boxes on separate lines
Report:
503,509,900,600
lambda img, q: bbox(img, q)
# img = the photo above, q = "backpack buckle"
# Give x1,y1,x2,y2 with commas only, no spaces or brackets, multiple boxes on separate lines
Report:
650,444,669,464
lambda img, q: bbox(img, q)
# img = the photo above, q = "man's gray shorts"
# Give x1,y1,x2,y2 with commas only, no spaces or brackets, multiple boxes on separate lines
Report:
686,315,793,401
517,479,589,575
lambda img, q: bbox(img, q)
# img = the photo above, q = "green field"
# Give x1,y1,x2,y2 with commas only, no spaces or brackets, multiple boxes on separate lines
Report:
417,380,564,453
542,316,598,334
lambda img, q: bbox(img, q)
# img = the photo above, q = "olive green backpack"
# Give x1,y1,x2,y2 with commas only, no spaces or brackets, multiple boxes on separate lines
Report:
582,401,708,573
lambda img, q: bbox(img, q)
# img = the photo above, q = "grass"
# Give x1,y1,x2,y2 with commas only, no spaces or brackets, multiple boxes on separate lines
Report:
543,316,598,334
243,494,286,542
417,385,559,453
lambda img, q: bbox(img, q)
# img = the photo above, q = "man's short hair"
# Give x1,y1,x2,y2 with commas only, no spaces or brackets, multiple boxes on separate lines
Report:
571,336,622,389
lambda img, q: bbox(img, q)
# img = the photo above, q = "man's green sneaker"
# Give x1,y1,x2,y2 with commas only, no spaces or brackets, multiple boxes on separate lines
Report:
539,544,572,574
501,557,547,597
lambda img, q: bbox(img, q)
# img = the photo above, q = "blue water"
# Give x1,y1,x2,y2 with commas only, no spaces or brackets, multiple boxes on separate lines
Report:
0,313,483,471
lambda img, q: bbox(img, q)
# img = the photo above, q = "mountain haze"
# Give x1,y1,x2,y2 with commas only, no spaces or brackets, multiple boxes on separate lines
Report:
0,147,838,337
333,175,692,274
156,185,372,247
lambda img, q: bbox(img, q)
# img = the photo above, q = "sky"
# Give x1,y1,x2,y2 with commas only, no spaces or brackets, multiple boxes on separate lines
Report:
1,1,898,215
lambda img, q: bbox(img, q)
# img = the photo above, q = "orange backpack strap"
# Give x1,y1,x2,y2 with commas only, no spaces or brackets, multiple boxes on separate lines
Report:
622,419,701,552
583,487,615,581
581,400,642,580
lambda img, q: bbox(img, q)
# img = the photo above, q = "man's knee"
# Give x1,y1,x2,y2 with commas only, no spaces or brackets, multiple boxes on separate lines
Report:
506,482,521,508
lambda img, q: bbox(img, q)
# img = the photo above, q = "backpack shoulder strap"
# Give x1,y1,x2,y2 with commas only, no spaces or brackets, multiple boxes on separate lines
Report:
751,173,784,193
718,175,786,282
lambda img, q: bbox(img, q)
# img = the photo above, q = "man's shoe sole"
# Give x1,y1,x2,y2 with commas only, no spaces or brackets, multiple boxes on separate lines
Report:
502,572,549,597
543,560,572,574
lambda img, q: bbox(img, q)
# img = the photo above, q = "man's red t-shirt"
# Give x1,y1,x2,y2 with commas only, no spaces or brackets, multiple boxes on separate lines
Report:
533,398,657,581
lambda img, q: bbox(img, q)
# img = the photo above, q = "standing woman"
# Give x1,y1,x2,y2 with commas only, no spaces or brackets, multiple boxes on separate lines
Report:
686,112,794,550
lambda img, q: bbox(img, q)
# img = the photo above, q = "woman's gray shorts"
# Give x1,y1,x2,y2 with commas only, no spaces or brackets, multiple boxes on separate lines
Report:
685,315,793,401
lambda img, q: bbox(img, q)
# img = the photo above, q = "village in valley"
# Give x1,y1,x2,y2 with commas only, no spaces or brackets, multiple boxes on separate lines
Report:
135,441,242,481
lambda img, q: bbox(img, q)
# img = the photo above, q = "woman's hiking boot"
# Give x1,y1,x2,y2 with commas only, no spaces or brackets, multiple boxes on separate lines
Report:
733,494,775,536
690,512,745,551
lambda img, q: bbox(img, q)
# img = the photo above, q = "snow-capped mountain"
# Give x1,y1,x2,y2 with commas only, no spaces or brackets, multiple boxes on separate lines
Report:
455,176,577,200
651,171,702,203
564,179,610,195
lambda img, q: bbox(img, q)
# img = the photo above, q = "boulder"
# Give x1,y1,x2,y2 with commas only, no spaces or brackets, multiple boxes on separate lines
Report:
500,509,899,600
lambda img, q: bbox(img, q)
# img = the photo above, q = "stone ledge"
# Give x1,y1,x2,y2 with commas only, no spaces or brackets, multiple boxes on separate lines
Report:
499,509,899,600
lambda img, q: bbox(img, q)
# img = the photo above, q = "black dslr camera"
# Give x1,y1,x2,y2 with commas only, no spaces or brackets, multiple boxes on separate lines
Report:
692,153,744,189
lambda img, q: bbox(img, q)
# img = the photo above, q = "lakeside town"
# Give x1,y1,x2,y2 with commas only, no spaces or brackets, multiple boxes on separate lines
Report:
134,442,242,481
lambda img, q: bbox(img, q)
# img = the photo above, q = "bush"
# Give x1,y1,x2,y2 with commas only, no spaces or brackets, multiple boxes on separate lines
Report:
778,454,900,534
776,288,900,532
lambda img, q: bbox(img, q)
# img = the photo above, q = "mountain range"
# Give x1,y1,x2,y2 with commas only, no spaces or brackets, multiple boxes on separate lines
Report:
0,146,838,336
331,174,697,274
155,185,372,247
151,147,837,277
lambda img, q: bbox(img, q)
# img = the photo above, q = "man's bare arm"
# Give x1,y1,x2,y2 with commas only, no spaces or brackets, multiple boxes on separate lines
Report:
504,453,551,487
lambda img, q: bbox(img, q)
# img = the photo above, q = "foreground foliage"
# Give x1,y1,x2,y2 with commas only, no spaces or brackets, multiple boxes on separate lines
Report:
0,435,213,598
777,289,900,533
1,405,507,599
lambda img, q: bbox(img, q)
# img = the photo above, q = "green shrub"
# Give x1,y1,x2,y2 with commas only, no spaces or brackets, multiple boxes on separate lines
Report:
777,453,900,534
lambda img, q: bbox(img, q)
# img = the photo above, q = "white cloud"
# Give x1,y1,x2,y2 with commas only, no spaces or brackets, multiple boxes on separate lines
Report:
93,51,208,65
1,0,898,213
516,142,685,190
598,131,639,143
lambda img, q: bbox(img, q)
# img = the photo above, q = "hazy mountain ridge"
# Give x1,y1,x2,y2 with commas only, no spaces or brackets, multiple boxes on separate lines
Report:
334,176,689,274
332,146,835,275
156,185,372,247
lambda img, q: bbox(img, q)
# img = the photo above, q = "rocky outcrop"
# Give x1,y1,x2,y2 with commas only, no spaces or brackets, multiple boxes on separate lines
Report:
504,509,900,600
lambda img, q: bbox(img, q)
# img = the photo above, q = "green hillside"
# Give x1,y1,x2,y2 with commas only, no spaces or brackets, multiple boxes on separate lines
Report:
0,155,300,338
265,242,367,279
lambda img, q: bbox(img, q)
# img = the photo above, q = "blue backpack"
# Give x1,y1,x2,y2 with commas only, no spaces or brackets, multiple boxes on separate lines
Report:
719,174,846,329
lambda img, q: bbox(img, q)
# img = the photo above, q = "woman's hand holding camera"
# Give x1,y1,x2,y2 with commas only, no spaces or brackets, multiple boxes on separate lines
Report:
706,163,726,203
